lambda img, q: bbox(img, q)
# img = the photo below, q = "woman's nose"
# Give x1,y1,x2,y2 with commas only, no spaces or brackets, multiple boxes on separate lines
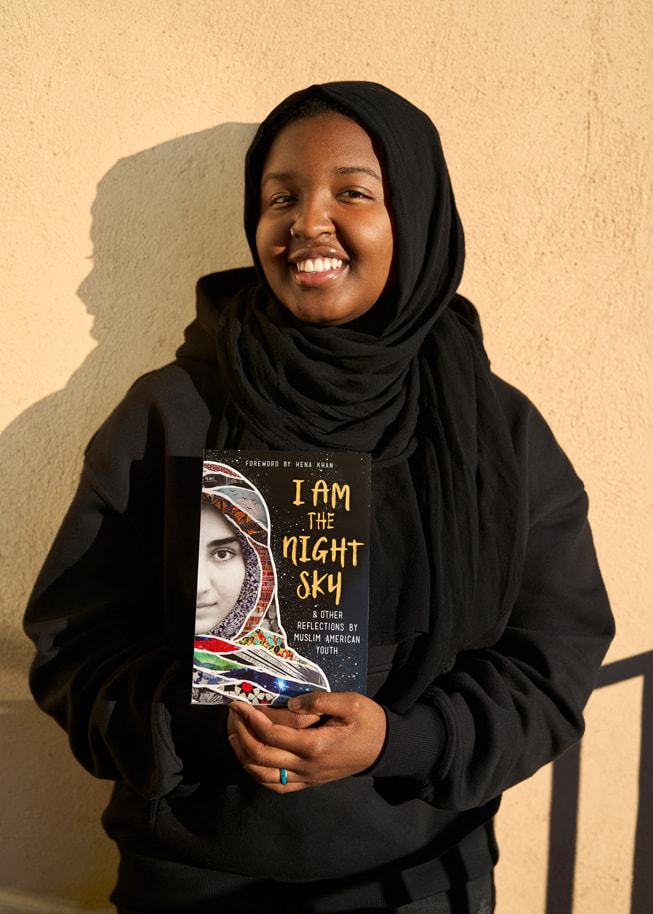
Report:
291,195,334,239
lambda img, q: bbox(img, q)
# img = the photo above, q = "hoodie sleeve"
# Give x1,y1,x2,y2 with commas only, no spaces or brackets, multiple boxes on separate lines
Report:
23,366,241,799
369,379,614,809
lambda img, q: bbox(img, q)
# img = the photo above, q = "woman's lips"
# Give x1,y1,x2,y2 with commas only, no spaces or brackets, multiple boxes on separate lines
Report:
288,246,349,286
292,257,348,286
296,257,344,273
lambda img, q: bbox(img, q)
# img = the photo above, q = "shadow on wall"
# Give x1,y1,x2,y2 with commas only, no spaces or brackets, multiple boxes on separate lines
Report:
546,652,653,914
0,123,256,907
0,702,117,909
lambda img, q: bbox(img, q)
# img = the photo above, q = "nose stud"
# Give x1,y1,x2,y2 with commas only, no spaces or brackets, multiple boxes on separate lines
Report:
290,220,331,239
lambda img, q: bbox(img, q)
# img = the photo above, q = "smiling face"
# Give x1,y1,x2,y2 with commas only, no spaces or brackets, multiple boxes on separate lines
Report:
195,504,247,635
255,113,395,326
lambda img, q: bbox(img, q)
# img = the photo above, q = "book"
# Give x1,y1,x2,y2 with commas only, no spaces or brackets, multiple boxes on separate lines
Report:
191,449,371,706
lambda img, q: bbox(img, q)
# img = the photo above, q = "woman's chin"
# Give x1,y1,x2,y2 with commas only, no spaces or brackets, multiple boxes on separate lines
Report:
279,292,376,327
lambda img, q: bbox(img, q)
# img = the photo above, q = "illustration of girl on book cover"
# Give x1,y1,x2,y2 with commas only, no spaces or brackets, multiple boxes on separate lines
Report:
192,460,330,705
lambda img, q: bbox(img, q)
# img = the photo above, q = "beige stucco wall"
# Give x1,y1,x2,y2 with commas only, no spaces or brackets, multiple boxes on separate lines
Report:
2,1,651,911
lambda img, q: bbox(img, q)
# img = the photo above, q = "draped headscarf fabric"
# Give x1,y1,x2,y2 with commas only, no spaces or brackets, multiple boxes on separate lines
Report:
178,82,526,711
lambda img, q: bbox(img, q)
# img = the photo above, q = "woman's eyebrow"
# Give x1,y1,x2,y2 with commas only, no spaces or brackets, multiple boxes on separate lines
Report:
206,536,241,548
261,165,382,186
333,165,382,181
261,171,293,187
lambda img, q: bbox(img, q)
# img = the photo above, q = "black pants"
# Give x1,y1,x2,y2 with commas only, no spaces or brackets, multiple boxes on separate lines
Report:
395,873,495,913
113,822,498,914
116,871,495,914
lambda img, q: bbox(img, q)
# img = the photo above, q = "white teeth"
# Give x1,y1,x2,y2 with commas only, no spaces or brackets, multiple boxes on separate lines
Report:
296,258,343,273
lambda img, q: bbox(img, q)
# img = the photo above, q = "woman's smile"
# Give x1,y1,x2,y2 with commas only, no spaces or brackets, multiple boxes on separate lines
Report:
295,258,344,274
289,244,349,286
256,113,394,326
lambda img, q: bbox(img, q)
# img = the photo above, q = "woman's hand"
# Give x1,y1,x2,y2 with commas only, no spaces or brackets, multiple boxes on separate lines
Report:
226,703,321,735
227,691,387,793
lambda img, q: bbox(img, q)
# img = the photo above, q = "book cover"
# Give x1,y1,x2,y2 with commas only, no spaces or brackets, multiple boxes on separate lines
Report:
191,450,371,706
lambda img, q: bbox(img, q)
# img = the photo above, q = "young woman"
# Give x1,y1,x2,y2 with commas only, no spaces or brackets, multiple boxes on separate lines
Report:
24,82,614,913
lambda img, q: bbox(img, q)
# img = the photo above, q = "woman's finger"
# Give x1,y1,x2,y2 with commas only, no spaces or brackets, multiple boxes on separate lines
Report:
229,701,318,757
287,690,369,719
228,728,298,772
228,731,310,793
255,705,322,729
228,708,305,771
242,762,309,793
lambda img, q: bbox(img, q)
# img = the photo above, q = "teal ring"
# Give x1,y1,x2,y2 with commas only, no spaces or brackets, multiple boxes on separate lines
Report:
280,768,288,786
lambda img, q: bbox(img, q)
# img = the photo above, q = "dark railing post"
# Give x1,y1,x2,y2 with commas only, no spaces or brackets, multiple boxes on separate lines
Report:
546,742,580,914
629,659,653,913
545,651,653,914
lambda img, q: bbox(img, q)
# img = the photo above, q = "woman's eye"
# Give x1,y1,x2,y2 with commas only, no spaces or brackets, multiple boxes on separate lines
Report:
339,189,369,200
211,547,238,562
269,194,295,206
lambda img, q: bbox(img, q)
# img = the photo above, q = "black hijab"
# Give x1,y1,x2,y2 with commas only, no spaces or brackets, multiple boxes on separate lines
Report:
180,82,525,710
